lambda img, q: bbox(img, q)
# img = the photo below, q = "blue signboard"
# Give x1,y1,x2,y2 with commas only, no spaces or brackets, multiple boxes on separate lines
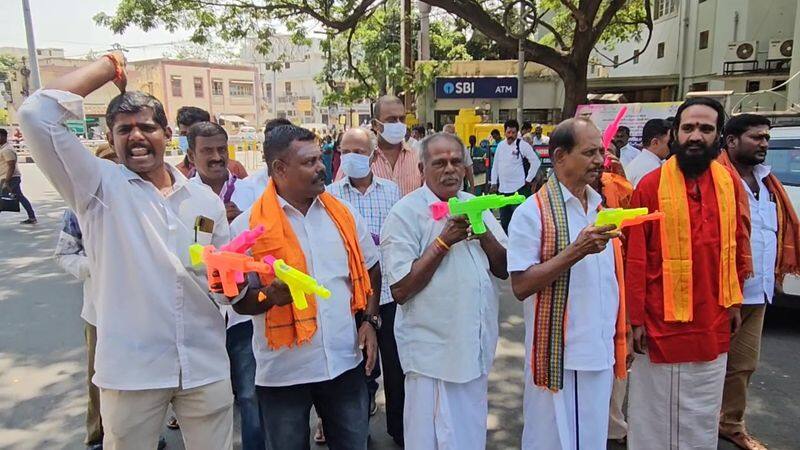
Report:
435,77,518,99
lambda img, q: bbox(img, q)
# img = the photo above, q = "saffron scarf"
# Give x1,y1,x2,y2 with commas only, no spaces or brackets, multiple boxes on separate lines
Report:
601,172,634,208
532,175,628,391
657,157,742,322
717,151,800,282
249,179,373,349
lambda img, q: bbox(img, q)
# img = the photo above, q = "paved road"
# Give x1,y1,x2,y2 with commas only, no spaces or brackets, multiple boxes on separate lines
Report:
1,162,798,449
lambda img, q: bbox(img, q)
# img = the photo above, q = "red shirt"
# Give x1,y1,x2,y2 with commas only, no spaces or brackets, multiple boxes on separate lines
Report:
625,165,750,364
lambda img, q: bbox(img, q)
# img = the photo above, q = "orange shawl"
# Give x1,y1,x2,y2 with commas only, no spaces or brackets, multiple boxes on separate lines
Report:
601,172,634,208
717,151,800,282
658,157,743,322
249,179,373,349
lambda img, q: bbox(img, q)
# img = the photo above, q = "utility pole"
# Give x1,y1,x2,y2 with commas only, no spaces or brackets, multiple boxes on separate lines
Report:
787,2,800,108
417,1,431,61
516,2,525,123
400,0,413,112
21,0,41,91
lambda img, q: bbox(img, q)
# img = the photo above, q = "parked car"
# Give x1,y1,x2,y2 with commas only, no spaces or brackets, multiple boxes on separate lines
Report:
764,126,800,308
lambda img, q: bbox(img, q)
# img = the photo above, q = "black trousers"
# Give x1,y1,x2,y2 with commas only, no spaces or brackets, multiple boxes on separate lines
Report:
499,185,531,232
377,302,404,441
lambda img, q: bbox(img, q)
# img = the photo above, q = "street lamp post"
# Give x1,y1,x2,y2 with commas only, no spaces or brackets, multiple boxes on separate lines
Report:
21,0,41,92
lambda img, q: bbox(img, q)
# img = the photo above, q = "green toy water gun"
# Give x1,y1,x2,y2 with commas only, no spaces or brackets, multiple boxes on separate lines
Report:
430,194,525,234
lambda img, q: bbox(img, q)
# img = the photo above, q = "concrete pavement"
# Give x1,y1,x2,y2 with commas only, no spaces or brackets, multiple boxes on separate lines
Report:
1,161,799,449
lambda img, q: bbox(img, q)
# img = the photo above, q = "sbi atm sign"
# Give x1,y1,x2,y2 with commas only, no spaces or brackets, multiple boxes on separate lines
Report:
435,77,518,99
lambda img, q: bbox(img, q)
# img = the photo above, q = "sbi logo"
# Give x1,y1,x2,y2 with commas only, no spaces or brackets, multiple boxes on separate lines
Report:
443,81,474,95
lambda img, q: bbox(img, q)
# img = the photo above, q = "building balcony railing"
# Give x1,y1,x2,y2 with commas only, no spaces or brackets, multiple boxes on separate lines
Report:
722,59,791,76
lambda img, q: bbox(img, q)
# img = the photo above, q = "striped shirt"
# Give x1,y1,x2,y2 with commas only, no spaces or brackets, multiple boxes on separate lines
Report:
327,175,401,305
335,144,422,196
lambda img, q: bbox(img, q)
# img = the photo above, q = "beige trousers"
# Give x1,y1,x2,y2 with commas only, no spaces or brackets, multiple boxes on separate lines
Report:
720,304,766,434
100,378,233,450
85,323,103,445
607,377,628,440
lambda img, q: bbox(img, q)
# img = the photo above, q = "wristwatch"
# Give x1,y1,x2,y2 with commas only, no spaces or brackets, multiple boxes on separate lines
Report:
364,313,382,331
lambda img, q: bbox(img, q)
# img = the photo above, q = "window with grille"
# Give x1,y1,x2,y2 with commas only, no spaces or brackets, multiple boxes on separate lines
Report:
171,76,182,97
194,77,204,98
229,81,253,97
654,0,676,20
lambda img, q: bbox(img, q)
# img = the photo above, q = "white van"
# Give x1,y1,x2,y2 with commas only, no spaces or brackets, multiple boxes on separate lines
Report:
764,126,800,307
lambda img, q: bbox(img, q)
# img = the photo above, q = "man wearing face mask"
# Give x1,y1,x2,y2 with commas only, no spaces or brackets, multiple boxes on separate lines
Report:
337,96,421,196
175,106,248,180
327,127,404,445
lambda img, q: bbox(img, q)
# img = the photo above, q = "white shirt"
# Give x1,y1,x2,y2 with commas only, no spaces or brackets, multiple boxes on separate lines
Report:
19,90,230,391
490,138,541,194
230,197,379,387
231,166,269,210
619,143,640,167
626,148,664,188
189,173,252,330
381,185,506,383
532,135,549,146
507,183,619,371
327,175,401,305
742,164,778,305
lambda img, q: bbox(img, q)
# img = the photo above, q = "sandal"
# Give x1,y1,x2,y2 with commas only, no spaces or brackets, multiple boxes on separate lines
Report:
166,416,180,430
314,419,326,445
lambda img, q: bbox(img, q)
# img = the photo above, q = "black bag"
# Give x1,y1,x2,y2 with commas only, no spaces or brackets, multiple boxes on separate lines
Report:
515,139,547,193
0,188,20,212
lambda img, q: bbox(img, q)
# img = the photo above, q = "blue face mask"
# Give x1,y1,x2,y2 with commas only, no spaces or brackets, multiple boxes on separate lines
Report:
178,136,189,153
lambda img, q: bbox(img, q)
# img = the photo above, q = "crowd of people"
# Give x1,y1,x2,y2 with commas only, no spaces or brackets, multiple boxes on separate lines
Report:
14,51,796,450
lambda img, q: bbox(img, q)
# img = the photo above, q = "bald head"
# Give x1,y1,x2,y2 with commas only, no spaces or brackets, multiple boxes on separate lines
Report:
373,95,405,122
339,127,376,156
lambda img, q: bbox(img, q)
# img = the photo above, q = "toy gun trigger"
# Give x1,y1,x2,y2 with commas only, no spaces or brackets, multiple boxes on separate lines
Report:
465,210,487,235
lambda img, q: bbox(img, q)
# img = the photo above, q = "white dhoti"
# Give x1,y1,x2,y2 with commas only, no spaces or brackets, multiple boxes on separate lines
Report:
628,352,728,450
608,377,629,440
403,372,489,450
521,368,614,450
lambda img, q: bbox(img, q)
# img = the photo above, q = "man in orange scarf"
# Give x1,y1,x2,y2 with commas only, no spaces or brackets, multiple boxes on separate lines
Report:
225,125,382,450
625,98,751,450
717,114,800,450
509,118,627,450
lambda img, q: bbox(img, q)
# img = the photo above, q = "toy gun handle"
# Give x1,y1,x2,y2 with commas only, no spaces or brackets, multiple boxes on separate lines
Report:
466,210,488,235
288,283,309,310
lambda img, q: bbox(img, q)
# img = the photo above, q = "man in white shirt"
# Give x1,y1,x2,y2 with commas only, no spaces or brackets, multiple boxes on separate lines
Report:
532,124,550,146
614,125,641,167
508,118,627,450
327,127,404,444
231,118,292,210
490,119,542,231
625,119,671,188
0,128,37,223
186,121,264,450
19,54,233,450
225,125,382,450
718,114,800,450
381,132,508,450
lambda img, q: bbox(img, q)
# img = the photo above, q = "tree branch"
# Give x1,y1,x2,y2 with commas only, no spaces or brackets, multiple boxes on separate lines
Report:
345,23,374,96
592,0,653,68
538,18,569,51
592,0,629,44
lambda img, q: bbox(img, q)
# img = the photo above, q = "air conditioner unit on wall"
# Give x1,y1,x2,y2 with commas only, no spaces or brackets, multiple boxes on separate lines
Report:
768,39,793,60
726,41,758,62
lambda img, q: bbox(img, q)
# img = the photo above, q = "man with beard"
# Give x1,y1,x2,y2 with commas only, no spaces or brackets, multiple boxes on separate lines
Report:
509,118,628,450
226,125,381,450
19,53,233,449
381,132,507,450
716,114,800,450
625,97,751,450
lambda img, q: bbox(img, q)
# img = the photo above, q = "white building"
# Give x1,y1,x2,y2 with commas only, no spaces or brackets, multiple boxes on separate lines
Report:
589,0,799,112
241,36,370,128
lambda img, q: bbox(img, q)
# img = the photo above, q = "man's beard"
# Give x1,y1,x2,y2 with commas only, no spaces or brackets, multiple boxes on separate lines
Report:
675,140,720,178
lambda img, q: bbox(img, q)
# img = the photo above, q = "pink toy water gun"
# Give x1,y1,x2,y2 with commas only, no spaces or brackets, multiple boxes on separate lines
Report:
602,106,628,169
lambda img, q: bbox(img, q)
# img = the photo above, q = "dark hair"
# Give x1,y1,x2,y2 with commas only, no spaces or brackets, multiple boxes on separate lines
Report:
522,121,532,131
723,114,771,141
176,106,210,127
187,122,228,150
504,119,519,131
674,97,726,135
549,117,595,154
641,119,670,148
491,128,501,136
106,91,168,130
373,95,404,120
0,129,7,139
413,125,426,135
264,125,317,165
264,118,293,136
617,126,631,135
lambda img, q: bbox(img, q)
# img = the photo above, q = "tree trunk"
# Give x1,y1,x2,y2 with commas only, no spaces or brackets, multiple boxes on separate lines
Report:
559,66,588,121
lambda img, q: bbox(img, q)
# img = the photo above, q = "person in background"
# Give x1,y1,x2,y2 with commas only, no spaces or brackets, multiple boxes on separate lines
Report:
322,135,335,184
231,118,293,211
613,125,640,167
489,119,542,231
532,125,550,146
225,125,381,450
328,127,404,446
0,128,37,224
468,135,489,194
625,98,750,450
409,125,425,155
521,121,533,138
382,132,508,450
717,114,800,450
442,123,476,193
174,106,248,180
426,122,435,136
626,119,671,188
509,118,628,450
20,52,233,450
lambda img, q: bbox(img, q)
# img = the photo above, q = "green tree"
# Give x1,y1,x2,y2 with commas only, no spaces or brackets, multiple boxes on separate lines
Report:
95,0,654,118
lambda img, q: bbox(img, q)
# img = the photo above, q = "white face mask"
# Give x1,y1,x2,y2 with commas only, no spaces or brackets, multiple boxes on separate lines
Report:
377,121,407,145
340,152,372,179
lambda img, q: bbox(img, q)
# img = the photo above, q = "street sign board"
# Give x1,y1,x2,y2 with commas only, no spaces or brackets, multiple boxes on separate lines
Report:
435,77,518,99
